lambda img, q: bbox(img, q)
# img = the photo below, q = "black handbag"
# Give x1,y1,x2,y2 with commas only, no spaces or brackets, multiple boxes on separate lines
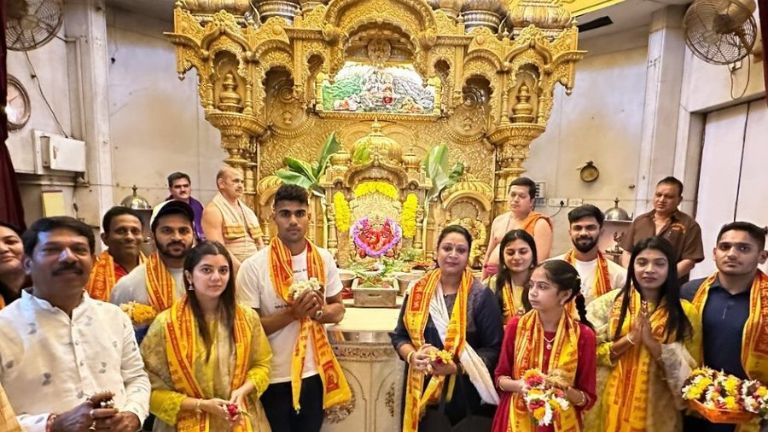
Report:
419,375,493,432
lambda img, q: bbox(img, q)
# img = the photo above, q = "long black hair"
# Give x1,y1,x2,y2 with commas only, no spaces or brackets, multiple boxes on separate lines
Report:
612,236,692,343
536,260,593,329
495,229,537,311
0,222,24,305
183,241,237,360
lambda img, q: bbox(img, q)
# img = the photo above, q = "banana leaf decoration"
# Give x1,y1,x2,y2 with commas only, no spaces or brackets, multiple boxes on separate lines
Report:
275,132,341,197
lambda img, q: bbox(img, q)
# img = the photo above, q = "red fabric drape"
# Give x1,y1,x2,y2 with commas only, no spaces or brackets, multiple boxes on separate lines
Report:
760,0,768,103
0,0,27,230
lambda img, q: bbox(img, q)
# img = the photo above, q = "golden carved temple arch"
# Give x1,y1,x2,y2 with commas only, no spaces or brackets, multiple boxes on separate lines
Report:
168,0,585,258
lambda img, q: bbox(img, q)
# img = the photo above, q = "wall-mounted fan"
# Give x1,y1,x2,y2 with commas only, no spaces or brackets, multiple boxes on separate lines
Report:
5,0,64,51
683,0,758,65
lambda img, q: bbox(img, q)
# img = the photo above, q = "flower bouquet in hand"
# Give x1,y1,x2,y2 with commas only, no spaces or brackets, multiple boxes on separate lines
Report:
521,369,571,426
288,277,323,302
426,349,454,374
682,367,761,424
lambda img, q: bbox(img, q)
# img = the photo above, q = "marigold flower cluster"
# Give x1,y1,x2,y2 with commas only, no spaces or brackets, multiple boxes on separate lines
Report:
682,367,768,423
120,302,157,326
521,369,570,426
353,181,399,200
400,193,418,239
333,192,351,233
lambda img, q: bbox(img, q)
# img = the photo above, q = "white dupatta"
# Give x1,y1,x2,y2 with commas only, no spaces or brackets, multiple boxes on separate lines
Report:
429,283,500,405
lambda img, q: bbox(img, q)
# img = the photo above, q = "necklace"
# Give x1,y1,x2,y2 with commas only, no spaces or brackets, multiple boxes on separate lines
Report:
543,335,555,351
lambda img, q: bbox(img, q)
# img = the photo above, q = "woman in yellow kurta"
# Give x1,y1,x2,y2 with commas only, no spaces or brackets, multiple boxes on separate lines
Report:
486,229,538,324
586,236,701,432
141,241,272,431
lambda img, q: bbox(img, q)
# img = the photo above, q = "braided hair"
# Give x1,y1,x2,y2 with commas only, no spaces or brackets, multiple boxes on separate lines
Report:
536,260,593,329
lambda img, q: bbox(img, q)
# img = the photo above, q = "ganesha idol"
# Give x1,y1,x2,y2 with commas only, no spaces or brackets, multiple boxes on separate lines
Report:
351,213,402,258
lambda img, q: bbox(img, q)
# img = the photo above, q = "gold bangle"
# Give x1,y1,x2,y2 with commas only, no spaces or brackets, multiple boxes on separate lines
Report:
195,399,202,414
406,351,415,365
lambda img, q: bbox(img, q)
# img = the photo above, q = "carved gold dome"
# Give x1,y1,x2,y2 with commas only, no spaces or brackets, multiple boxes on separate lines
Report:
350,121,403,164
507,0,572,30
441,177,494,203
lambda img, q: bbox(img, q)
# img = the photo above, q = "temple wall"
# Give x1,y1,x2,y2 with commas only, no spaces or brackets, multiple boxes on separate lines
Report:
527,27,649,255
106,8,223,207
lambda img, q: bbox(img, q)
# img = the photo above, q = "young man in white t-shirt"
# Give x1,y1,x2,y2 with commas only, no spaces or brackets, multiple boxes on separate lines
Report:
550,204,627,305
237,184,347,432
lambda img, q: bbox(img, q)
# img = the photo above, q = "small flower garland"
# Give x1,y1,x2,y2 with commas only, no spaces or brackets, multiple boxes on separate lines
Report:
400,193,418,239
351,216,402,258
522,369,571,427
333,192,351,233
288,277,322,301
682,367,767,423
353,181,399,200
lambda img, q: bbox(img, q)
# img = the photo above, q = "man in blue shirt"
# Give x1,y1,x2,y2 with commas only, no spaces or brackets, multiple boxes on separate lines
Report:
681,221,768,432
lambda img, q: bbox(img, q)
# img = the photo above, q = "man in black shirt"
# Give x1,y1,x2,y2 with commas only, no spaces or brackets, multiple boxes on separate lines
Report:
681,221,768,432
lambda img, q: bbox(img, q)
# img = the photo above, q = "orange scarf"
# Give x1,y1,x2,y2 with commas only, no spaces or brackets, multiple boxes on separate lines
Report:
402,268,472,432
268,237,351,412
692,271,768,432
520,211,551,235
501,281,525,324
509,310,581,431
86,251,145,301
563,250,613,298
165,297,253,432
145,252,177,313
603,290,670,432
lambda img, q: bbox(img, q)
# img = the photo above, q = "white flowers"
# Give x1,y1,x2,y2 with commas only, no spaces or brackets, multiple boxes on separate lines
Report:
288,277,322,300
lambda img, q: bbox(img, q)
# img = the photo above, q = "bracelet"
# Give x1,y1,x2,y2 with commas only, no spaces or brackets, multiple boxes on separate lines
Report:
495,375,511,391
626,333,636,345
46,414,57,432
406,351,415,365
195,399,202,414
569,388,587,407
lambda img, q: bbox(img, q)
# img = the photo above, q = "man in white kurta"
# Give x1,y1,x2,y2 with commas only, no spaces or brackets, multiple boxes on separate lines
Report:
550,204,626,304
0,216,149,432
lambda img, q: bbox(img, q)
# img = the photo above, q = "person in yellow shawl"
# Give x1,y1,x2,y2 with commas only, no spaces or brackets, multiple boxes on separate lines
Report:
0,382,21,432
391,225,504,431
587,236,701,432
681,221,768,432
141,241,272,431
487,229,537,324
236,184,350,432
111,200,196,343
492,260,597,432
86,206,145,301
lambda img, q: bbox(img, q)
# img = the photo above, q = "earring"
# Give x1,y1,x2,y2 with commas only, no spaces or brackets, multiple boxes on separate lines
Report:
187,283,194,291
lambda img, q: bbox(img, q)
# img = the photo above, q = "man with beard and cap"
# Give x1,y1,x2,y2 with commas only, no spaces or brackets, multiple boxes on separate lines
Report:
85,206,145,302
682,222,768,432
111,200,195,343
0,217,149,432
550,204,626,305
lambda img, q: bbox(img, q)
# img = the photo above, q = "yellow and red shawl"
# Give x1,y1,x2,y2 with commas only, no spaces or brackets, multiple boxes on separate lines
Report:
692,271,768,432
268,237,351,412
164,297,253,432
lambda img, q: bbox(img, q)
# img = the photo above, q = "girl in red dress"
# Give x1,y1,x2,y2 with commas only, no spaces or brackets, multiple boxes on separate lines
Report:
492,260,597,432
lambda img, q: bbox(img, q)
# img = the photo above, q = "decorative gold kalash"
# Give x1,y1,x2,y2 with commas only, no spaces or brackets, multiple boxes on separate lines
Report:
167,0,585,271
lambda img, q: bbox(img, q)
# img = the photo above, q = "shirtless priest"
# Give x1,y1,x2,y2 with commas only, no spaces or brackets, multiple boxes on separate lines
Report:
202,166,265,268
482,176,553,279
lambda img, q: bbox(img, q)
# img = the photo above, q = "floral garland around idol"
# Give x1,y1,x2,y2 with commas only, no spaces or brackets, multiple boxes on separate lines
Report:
522,369,571,427
351,216,402,258
682,367,768,423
